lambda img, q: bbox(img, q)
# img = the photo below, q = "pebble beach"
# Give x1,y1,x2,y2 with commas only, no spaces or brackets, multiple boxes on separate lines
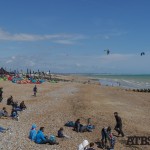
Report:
0,75,150,150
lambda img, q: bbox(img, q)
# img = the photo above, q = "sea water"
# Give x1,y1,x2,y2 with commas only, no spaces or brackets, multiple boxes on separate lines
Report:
86,74,150,89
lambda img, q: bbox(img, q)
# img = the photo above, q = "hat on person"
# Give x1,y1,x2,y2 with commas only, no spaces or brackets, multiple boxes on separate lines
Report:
78,143,84,150
82,140,89,148
31,124,37,129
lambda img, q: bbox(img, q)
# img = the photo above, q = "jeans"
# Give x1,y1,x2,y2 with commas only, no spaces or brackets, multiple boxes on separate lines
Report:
101,129,107,145
39,139,58,145
14,107,22,111
0,126,6,133
114,124,124,137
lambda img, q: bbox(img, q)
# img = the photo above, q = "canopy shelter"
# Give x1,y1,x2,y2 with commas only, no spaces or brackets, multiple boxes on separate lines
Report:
0,68,9,75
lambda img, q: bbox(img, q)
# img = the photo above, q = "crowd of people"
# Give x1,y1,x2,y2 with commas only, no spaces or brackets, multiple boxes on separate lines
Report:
0,88,27,121
0,85,125,150
27,113,124,150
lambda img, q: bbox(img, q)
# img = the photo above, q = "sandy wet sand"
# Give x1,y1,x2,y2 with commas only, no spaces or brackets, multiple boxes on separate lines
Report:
0,76,150,150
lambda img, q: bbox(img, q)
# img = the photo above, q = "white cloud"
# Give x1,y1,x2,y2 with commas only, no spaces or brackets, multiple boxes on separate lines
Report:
6,60,13,64
99,54,134,63
1,53,150,74
0,28,86,44
54,40,74,45
95,30,127,40
11,56,16,59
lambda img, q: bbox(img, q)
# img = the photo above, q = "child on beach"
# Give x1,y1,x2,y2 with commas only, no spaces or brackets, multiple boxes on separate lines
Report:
101,126,115,149
57,127,70,139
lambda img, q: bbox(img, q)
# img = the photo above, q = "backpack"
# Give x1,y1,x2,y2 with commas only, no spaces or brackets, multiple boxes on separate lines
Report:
49,135,56,142
65,121,75,127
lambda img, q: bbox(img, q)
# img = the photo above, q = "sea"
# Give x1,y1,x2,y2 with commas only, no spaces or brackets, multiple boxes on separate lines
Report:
82,74,150,89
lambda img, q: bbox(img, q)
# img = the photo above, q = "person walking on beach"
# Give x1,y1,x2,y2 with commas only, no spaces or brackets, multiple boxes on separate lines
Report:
33,85,37,96
114,112,124,137
0,87,3,102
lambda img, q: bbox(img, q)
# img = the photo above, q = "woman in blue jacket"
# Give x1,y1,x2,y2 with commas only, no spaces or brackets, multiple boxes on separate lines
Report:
35,127,59,145
29,124,37,141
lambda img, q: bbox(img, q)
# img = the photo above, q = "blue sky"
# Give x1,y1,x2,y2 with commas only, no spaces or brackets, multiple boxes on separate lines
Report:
0,0,150,74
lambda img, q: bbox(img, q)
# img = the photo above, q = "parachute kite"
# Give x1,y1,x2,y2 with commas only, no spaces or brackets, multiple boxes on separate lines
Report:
104,49,110,55
141,52,145,56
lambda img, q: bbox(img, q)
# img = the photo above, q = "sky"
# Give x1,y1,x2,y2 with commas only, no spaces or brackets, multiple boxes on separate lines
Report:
0,0,150,74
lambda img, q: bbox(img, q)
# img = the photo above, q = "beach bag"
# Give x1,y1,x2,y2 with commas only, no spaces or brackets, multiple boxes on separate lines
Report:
49,135,56,142
86,125,95,132
65,121,75,127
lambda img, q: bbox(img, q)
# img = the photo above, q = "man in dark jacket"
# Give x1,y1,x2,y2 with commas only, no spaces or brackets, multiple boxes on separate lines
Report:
114,112,124,137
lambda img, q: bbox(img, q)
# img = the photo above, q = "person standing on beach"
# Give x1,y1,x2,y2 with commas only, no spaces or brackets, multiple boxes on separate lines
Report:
0,87,3,102
114,112,124,137
33,85,37,96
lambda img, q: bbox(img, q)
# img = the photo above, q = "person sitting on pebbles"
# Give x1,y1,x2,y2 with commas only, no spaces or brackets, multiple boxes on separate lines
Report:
29,124,37,141
11,108,19,121
35,127,59,145
0,107,9,118
19,101,27,110
86,142,95,150
74,118,95,133
7,96,14,105
101,126,115,149
74,119,82,132
57,127,70,139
